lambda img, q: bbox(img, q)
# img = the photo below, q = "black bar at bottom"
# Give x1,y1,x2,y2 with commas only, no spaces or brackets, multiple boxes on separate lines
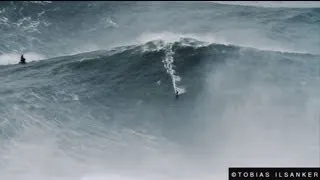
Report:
229,168,320,180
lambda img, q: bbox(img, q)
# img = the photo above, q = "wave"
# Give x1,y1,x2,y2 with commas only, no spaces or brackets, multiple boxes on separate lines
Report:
0,2,319,179
3,37,317,105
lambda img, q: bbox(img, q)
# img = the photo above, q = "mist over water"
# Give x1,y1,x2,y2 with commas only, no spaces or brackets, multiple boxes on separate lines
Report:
0,1,319,180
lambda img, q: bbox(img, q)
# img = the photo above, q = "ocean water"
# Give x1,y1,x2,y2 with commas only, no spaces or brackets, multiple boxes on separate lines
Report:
0,1,319,180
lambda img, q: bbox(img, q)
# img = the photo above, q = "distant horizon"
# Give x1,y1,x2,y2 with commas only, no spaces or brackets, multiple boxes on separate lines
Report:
211,1,320,8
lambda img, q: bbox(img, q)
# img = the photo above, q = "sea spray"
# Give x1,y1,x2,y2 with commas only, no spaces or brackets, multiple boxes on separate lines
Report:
162,44,186,95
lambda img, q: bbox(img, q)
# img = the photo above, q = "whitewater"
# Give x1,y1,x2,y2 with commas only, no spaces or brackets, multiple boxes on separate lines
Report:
0,1,319,180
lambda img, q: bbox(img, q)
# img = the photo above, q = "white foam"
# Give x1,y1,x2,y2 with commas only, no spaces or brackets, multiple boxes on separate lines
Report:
0,52,46,65
0,17,8,24
137,32,185,44
161,44,186,95
29,1,52,5
103,17,118,28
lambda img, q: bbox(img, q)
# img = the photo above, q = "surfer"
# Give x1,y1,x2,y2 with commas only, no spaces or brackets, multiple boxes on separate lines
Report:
175,90,179,99
19,54,26,64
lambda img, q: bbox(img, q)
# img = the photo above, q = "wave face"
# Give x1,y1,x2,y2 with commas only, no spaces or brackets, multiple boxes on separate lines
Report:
0,2,319,180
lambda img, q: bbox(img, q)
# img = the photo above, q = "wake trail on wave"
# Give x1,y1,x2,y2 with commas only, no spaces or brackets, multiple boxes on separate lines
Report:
162,44,186,95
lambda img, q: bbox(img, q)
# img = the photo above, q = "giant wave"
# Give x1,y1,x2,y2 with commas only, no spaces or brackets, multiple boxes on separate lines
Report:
0,2,319,180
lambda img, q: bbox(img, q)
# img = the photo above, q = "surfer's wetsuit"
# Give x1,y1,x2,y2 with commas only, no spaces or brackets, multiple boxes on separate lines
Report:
19,55,26,64
175,91,179,99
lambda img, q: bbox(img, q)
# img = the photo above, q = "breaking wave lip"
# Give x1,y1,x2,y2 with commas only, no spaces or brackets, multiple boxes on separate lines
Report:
131,31,318,56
